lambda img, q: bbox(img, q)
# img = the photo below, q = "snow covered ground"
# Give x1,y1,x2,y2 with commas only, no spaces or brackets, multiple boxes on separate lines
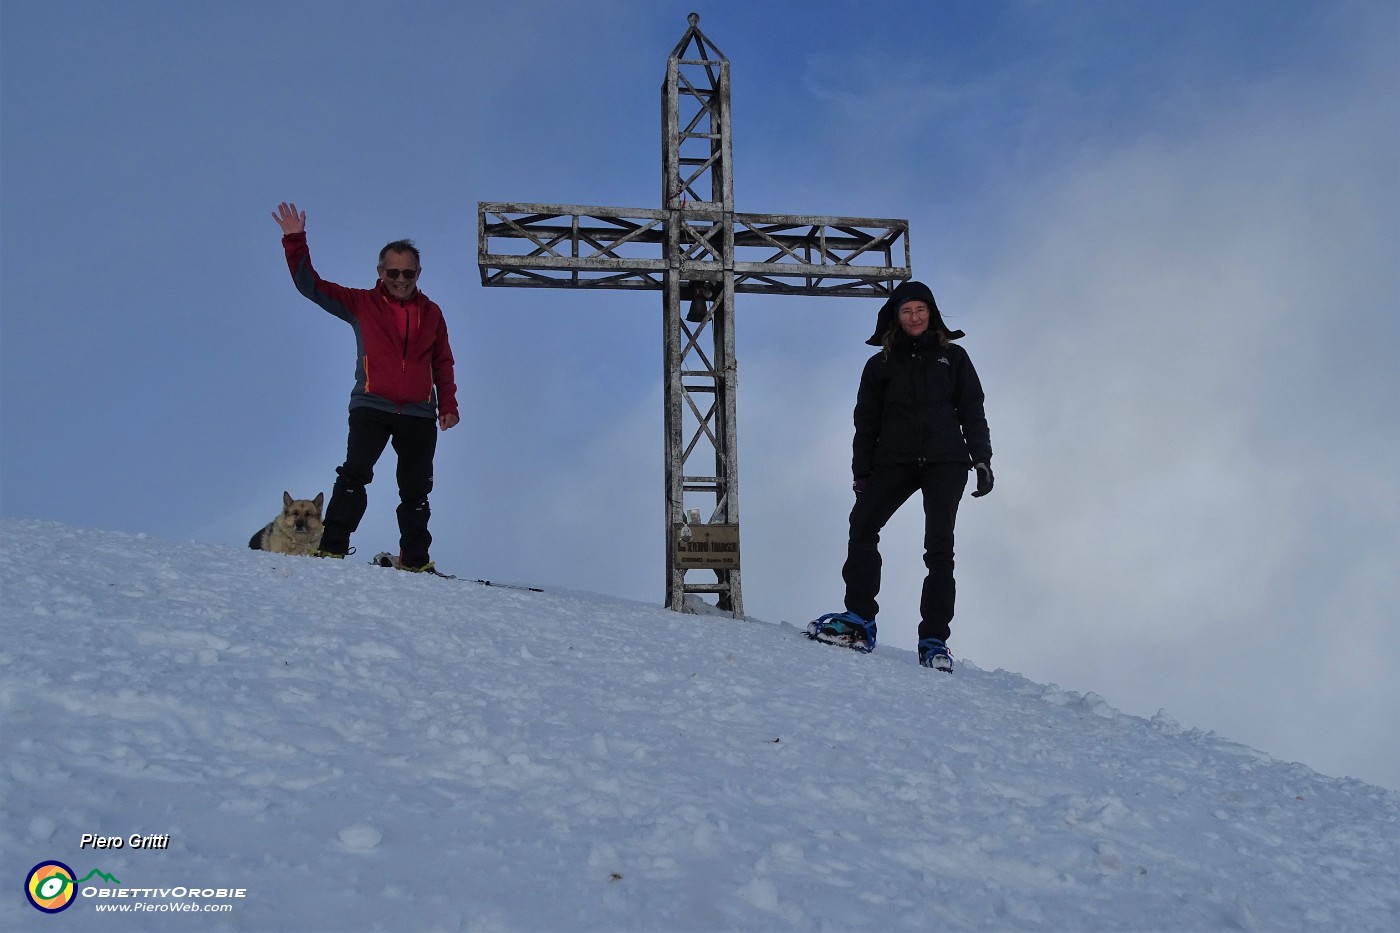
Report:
2,519,1397,931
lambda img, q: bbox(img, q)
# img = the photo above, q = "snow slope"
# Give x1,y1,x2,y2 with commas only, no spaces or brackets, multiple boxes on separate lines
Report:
2,520,1397,931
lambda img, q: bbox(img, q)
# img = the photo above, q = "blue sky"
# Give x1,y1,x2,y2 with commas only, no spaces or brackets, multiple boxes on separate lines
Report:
3,1,1397,790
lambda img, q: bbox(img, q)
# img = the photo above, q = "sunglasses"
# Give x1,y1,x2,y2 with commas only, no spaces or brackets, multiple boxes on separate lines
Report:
382,268,418,280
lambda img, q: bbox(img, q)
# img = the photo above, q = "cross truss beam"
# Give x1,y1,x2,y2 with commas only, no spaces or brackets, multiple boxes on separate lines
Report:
479,205,909,296
477,14,911,617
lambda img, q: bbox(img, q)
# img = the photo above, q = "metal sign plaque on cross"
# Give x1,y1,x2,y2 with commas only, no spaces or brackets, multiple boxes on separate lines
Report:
478,13,911,617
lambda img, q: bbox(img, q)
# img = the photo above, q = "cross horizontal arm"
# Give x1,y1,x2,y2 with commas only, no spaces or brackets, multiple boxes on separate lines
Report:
479,202,911,295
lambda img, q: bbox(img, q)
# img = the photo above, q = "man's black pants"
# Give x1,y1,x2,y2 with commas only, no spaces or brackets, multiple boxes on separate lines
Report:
321,407,437,565
842,462,968,643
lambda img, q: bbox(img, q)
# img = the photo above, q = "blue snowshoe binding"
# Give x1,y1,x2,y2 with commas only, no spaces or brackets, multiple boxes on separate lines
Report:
918,638,954,672
806,612,877,653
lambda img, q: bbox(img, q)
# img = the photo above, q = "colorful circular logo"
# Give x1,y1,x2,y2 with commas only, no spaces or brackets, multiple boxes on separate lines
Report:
26,861,77,913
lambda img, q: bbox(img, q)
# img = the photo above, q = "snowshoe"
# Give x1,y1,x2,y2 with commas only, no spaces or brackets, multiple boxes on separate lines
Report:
371,552,455,578
918,638,953,672
806,611,877,653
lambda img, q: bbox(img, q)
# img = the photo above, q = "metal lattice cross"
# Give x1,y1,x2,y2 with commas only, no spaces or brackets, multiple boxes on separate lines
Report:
479,14,911,617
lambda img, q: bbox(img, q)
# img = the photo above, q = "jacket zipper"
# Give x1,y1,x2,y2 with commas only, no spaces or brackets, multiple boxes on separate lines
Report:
912,347,924,464
399,304,410,413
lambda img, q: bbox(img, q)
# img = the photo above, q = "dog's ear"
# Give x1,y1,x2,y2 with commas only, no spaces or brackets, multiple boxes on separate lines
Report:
314,492,325,513
283,491,293,508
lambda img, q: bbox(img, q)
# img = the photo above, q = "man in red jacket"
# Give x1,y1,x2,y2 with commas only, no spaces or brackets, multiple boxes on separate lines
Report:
273,201,459,571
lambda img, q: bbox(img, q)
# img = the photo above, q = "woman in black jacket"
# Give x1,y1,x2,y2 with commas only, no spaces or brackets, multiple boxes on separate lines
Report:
808,281,993,671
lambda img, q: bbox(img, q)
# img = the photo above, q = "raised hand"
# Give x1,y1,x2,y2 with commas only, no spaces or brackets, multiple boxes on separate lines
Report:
272,201,306,235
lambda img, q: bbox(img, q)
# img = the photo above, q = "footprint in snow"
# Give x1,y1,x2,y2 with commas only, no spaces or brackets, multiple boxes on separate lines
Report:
337,824,382,852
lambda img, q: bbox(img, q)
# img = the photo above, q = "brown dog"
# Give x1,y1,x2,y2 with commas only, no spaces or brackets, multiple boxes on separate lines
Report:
248,492,325,556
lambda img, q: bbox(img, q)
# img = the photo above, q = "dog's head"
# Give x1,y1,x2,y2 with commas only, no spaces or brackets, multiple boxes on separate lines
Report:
277,491,325,537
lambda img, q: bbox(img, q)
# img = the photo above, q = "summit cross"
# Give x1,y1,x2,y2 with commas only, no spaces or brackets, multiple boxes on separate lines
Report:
478,14,911,617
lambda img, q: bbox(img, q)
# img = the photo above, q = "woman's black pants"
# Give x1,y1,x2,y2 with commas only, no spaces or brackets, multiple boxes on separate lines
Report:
842,462,968,643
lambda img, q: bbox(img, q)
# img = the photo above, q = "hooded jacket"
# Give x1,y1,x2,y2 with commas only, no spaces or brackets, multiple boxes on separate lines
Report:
865,280,964,346
852,328,992,477
283,232,458,420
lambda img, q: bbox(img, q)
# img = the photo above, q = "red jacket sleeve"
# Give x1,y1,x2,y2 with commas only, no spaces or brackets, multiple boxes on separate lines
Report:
282,232,357,323
431,309,458,419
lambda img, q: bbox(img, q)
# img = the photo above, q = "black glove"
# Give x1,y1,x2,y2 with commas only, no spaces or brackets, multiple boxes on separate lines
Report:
971,462,994,498
853,475,869,495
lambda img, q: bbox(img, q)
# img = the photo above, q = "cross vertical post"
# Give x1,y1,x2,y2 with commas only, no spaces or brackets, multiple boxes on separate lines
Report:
663,15,740,612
